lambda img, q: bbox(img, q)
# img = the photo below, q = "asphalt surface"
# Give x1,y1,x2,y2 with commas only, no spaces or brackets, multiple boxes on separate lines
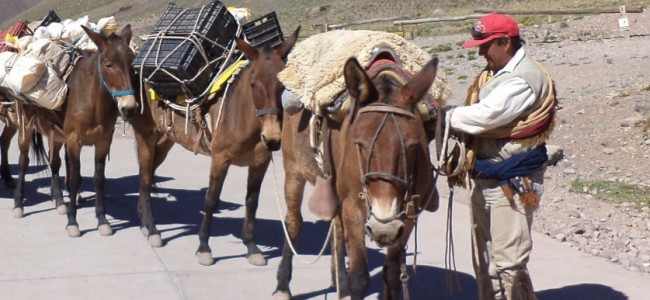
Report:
0,133,647,300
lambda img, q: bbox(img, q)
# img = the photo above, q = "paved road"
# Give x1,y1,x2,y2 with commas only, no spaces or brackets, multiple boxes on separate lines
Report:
0,133,647,299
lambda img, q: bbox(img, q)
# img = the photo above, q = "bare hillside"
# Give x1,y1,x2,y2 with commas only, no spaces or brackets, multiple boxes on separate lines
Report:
0,0,44,24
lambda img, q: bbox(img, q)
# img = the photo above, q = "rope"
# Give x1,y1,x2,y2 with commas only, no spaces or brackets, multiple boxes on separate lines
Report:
135,8,243,114
270,156,334,264
333,220,341,297
436,108,466,178
444,185,462,294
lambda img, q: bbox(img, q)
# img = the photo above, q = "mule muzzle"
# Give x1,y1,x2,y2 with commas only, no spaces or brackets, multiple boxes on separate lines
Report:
260,134,281,151
365,215,405,248
259,115,282,151
116,95,139,120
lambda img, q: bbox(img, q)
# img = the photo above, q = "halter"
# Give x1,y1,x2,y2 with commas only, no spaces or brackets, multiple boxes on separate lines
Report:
254,107,282,117
97,54,135,102
355,103,436,224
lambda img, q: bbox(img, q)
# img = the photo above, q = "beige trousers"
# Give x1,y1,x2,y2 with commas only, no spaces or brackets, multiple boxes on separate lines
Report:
470,171,543,300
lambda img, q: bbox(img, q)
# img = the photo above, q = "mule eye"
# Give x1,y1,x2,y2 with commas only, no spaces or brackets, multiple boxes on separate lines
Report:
104,63,113,69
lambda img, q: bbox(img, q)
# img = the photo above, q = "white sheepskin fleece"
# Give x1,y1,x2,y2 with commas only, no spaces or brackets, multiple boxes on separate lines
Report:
277,30,451,111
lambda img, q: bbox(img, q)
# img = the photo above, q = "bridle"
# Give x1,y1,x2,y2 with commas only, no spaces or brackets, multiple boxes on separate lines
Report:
355,103,436,224
97,52,135,103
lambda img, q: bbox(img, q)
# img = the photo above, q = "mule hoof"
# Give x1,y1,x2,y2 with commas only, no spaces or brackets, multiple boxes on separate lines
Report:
247,253,267,266
339,296,351,300
12,207,24,218
140,227,149,237
98,224,113,236
272,291,291,300
67,225,81,237
148,234,163,248
56,204,67,215
197,252,214,266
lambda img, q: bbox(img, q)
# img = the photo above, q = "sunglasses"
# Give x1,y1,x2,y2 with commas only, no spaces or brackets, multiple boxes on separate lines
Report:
470,28,507,40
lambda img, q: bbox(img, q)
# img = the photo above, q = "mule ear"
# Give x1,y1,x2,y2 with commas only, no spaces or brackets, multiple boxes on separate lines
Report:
344,57,377,106
236,38,258,60
81,25,106,51
344,57,377,123
399,57,438,107
120,24,133,46
276,26,300,60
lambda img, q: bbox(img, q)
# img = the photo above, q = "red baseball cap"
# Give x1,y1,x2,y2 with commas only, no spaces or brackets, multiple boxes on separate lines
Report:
462,13,519,48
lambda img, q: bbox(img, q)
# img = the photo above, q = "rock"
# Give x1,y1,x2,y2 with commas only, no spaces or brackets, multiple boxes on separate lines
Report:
602,148,615,155
563,168,577,175
546,144,564,166
307,5,330,18
620,116,644,127
634,103,650,115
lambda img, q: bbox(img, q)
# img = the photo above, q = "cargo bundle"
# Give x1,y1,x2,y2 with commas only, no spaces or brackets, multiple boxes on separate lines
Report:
133,1,241,97
0,20,33,53
0,10,120,110
242,11,284,49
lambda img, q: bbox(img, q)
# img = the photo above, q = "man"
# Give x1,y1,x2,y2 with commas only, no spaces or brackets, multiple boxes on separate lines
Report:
444,13,557,300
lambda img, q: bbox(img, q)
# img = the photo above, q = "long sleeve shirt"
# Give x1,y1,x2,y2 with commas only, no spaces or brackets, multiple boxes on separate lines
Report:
449,48,536,135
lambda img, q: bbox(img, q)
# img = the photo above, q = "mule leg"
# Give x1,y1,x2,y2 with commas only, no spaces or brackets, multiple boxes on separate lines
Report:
196,152,231,266
12,129,32,218
0,124,17,189
331,214,350,297
65,139,82,237
49,141,66,215
152,133,174,173
382,221,415,300
383,245,406,300
93,139,113,236
342,196,370,300
242,158,271,266
131,110,163,247
273,172,306,299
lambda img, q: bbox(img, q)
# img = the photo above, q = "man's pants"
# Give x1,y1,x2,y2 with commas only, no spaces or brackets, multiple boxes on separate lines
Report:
470,171,543,300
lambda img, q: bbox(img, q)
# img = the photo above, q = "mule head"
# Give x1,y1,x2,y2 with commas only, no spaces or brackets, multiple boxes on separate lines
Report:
236,26,300,151
343,57,440,248
82,25,139,120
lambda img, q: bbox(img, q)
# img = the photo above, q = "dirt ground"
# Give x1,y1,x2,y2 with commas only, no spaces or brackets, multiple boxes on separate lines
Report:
412,10,650,275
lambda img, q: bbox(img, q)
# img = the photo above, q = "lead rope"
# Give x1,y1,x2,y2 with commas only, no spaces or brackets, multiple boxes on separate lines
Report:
270,156,334,264
400,257,410,300
333,220,341,297
444,185,462,294
435,109,463,294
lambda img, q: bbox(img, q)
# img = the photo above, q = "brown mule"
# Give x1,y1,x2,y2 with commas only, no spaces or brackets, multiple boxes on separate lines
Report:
6,25,164,246
148,28,300,266
0,91,67,218
0,99,18,189
274,56,440,299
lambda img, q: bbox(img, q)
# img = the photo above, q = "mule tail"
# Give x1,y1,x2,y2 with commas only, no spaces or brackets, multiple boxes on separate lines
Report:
30,132,50,172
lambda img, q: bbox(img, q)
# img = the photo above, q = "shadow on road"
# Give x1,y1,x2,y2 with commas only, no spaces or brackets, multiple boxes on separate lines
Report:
538,283,628,300
291,265,479,300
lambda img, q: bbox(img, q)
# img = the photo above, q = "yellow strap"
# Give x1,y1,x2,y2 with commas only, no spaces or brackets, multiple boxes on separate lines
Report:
149,89,185,104
210,59,247,94
149,60,247,101
5,33,17,44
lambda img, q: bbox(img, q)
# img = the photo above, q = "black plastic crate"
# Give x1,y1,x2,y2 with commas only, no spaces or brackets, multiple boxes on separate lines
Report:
242,11,284,48
133,38,213,96
38,10,61,28
152,1,238,58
